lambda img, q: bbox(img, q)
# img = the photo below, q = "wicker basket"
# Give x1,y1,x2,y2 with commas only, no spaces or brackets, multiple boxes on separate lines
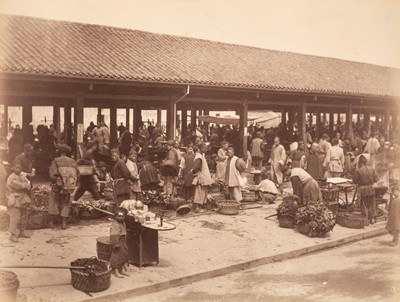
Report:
0,270,19,302
217,200,241,215
336,212,365,229
278,217,295,229
0,212,10,231
70,257,111,293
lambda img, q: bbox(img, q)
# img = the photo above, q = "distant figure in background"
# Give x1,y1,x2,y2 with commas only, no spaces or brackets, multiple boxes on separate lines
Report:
250,131,264,170
117,123,126,137
0,161,8,206
364,131,380,168
7,128,23,162
287,141,306,168
126,150,141,200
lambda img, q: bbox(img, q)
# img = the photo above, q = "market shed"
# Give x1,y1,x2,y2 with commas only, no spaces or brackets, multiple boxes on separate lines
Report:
0,14,399,156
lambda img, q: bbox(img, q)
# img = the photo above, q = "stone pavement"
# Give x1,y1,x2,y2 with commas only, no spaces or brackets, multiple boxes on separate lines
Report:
0,201,389,302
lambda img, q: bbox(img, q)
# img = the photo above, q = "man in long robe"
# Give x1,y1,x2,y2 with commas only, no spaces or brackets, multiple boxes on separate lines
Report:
269,136,286,185
225,147,246,202
305,142,323,180
192,143,213,213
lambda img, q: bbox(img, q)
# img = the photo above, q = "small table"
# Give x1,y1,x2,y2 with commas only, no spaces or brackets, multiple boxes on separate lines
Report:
125,216,175,267
336,183,357,210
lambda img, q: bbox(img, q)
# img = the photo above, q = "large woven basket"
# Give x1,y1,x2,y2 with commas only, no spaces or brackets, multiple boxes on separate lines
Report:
217,200,241,215
0,270,19,302
336,212,365,229
70,257,112,293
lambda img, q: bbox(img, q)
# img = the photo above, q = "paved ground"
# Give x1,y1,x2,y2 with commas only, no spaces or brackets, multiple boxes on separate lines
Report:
122,236,400,302
0,201,388,302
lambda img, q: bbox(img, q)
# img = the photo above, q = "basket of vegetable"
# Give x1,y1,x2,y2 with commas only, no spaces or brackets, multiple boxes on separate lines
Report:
70,257,111,293
276,196,299,229
295,202,335,237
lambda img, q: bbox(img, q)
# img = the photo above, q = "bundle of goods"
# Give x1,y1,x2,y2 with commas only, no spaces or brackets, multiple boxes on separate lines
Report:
70,257,112,293
31,185,51,211
216,200,241,215
76,199,111,220
27,185,51,229
0,205,9,231
276,196,299,228
295,202,335,237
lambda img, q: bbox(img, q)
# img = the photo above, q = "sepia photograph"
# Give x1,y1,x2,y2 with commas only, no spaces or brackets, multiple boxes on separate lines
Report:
0,0,399,301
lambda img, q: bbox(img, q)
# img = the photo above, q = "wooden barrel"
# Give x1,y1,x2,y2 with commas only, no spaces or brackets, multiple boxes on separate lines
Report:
96,236,113,261
0,270,19,302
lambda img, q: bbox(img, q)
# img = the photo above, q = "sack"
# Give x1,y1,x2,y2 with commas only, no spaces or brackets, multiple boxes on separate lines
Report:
58,166,77,193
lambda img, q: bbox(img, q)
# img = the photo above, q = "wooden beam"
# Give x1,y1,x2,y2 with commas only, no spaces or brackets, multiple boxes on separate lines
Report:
157,108,162,125
298,102,307,143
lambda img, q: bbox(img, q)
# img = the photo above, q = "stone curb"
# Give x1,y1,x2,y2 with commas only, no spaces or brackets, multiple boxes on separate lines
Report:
79,226,387,302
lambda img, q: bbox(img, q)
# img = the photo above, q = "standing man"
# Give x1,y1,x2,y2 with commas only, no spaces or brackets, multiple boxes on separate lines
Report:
110,149,134,206
305,142,323,180
14,143,36,180
48,144,77,229
269,137,287,186
225,147,246,202
162,140,180,197
287,141,306,168
191,143,213,213
323,138,344,178
364,131,380,168
250,131,264,170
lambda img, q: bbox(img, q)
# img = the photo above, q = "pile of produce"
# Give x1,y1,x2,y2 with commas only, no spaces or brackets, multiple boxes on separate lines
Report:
277,196,299,219
71,257,110,274
295,202,335,237
31,185,51,211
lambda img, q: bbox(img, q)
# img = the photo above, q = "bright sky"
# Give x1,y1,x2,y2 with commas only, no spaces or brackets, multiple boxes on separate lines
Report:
0,0,399,68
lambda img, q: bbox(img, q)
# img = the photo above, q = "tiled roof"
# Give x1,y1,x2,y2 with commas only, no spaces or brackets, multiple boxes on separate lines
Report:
0,14,400,98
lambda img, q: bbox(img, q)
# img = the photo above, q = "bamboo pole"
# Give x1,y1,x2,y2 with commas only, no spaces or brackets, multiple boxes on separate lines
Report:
0,265,87,269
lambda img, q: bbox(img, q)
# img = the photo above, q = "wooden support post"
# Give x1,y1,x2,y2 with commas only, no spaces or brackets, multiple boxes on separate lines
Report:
203,109,209,141
74,95,84,157
181,109,188,138
97,107,102,124
239,100,248,158
315,111,321,138
64,105,72,146
110,106,117,148
157,108,162,125
329,113,334,135
126,107,130,131
384,107,390,140
346,104,353,140
281,111,287,127
191,109,197,130
22,104,32,144
298,103,307,143
133,106,142,142
53,105,60,135
167,97,177,141
288,111,294,132
1,105,8,136
364,111,371,136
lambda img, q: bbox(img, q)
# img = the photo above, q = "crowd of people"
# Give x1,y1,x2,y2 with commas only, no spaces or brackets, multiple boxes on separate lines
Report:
1,116,400,246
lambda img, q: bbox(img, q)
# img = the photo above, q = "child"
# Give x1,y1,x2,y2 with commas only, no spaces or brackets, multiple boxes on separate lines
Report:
110,207,130,278
7,162,32,242
386,185,400,247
